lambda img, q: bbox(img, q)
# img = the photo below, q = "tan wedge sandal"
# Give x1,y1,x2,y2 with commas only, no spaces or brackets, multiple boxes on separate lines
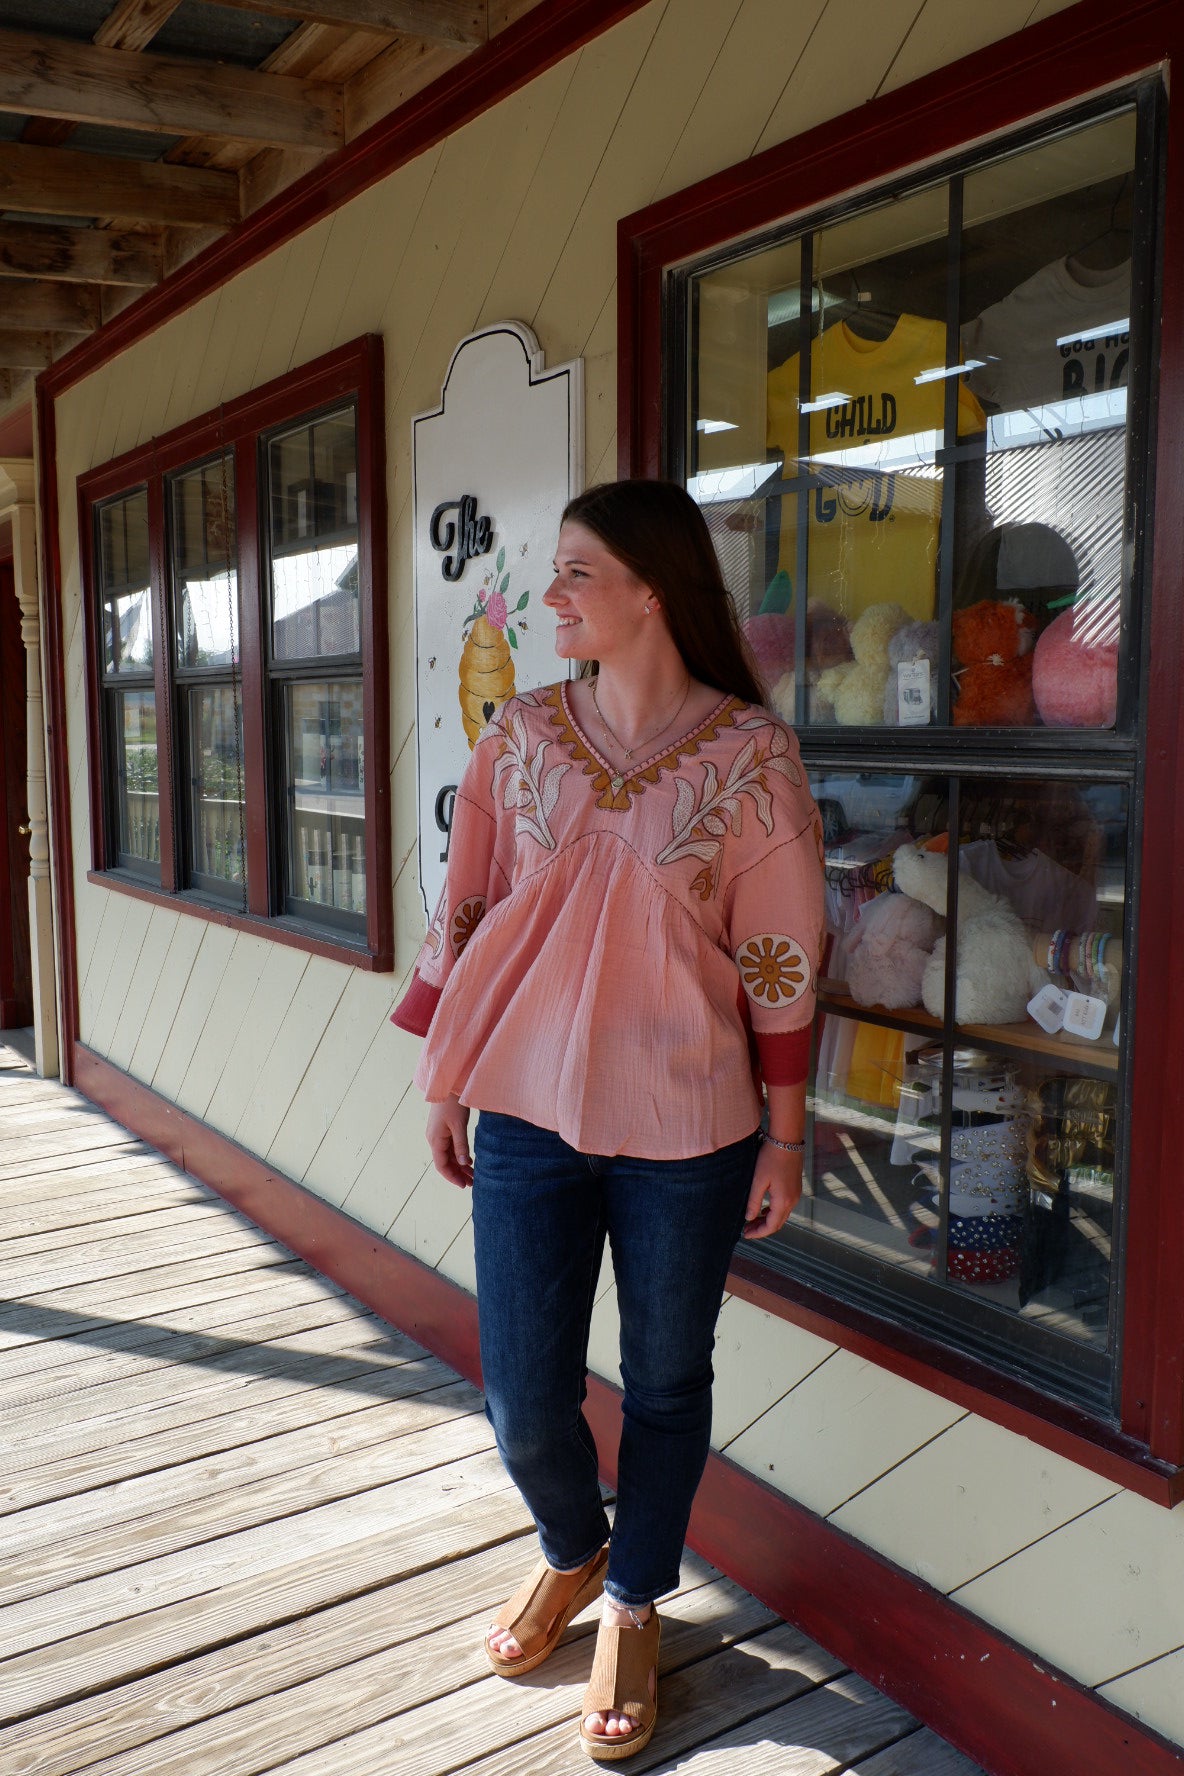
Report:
579,1608,660,1762
484,1546,609,1676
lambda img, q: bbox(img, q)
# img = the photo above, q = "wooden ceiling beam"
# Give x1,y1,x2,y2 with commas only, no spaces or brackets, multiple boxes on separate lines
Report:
0,222,161,287
0,29,344,151
0,332,55,371
0,143,240,228
0,371,35,407
95,0,190,53
0,280,100,334
205,0,485,48
20,0,189,148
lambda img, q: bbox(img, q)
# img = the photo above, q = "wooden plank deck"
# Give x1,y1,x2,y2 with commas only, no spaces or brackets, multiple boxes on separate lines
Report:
0,1041,990,1776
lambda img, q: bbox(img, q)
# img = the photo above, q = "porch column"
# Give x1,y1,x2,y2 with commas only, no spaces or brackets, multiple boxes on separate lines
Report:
0,459,59,1079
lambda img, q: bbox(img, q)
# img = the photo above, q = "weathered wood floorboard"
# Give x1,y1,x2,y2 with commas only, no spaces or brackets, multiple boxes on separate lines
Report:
0,1046,987,1775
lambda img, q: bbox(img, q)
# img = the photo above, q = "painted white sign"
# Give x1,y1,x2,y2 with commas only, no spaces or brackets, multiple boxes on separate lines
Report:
413,322,583,918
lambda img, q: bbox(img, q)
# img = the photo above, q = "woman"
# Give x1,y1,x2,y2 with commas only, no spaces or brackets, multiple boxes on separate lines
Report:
392,479,824,1760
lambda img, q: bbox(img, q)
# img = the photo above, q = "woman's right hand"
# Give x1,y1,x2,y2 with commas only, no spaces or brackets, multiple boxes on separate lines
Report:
426,1095,473,1189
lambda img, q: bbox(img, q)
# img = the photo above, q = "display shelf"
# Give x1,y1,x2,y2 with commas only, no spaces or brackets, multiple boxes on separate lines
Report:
818,981,1119,1077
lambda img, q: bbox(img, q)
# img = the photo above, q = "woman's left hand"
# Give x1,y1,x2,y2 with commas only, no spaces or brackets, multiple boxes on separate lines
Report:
742,1141,803,1240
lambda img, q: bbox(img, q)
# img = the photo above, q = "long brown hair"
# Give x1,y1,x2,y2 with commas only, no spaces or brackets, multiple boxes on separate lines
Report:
561,479,766,704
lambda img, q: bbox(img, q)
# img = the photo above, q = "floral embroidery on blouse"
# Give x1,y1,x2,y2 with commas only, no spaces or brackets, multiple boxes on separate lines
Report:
424,899,445,957
738,935,811,1005
491,702,570,851
544,684,744,812
656,724,804,900
450,897,486,958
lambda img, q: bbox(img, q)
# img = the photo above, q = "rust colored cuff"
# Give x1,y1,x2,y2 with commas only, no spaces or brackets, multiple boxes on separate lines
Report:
390,970,442,1036
755,1025,812,1087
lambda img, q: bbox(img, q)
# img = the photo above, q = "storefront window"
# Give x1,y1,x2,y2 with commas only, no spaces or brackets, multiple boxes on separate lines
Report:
687,106,1137,737
675,97,1152,1413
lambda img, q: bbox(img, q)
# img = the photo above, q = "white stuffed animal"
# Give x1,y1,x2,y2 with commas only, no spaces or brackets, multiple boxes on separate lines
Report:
892,844,1043,1024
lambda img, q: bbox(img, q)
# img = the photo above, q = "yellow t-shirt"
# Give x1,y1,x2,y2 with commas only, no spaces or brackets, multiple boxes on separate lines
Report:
767,315,985,622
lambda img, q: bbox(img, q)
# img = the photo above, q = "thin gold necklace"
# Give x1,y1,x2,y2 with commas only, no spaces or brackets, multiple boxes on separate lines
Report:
592,674,692,791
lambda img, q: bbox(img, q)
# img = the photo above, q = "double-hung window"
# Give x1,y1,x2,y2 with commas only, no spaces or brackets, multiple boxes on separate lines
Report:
82,336,391,970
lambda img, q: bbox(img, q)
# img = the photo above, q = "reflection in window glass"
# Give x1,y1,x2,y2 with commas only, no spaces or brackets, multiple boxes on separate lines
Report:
794,766,1124,1359
955,109,1135,730
778,184,975,658
285,680,366,927
269,408,359,661
188,685,245,895
171,457,239,669
99,490,153,674
115,689,160,870
684,104,1137,735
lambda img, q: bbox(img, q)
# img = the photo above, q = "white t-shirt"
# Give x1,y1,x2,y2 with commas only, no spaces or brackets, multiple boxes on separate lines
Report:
961,839,1097,931
962,257,1130,414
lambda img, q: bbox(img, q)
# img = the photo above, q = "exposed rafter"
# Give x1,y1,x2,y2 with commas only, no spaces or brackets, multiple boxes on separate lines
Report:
0,0,545,407
0,371,34,406
0,29,344,151
0,281,101,334
0,222,161,287
208,0,486,47
0,332,56,371
0,143,241,228
95,0,189,52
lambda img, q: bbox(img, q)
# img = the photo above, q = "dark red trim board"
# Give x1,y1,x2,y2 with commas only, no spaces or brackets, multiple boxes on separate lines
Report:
70,1044,1184,1776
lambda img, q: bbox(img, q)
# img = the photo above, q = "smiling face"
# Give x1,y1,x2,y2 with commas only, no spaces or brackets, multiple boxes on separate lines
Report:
542,521,655,665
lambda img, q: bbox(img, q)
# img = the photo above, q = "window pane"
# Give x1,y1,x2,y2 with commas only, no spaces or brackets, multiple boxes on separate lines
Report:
954,110,1136,729
269,408,359,661
171,457,239,669
98,490,153,675
801,769,930,1269
188,685,245,896
798,765,1125,1366
284,679,366,927
112,688,160,872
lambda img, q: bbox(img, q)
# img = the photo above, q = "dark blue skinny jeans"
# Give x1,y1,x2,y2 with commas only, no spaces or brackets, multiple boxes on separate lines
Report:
471,1109,757,1608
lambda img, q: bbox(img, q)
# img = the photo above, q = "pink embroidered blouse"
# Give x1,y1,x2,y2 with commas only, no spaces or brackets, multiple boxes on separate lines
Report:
392,682,825,1160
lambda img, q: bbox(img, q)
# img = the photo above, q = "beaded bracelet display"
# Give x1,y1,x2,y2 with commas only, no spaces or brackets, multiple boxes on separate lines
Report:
1047,928,1115,995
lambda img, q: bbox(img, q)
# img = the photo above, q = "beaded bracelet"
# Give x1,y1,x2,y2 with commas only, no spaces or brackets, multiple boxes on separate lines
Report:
761,1131,805,1154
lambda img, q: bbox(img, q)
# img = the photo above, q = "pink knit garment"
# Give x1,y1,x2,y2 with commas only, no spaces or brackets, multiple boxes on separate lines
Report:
393,683,825,1159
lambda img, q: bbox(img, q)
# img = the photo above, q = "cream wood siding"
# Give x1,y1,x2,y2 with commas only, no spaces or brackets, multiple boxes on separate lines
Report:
54,0,1184,1750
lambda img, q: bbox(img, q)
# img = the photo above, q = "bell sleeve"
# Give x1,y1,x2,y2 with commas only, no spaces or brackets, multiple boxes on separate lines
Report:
390,720,514,1037
723,781,826,1090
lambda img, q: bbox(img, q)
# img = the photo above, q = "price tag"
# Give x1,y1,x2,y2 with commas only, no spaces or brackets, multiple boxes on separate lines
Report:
1063,992,1107,1041
1027,983,1067,1033
896,658,930,725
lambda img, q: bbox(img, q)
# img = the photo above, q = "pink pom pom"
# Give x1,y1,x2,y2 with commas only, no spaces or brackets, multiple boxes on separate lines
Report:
1032,601,1119,728
743,613,794,683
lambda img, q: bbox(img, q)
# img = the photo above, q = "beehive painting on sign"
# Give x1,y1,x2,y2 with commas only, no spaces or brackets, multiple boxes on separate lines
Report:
413,322,583,919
